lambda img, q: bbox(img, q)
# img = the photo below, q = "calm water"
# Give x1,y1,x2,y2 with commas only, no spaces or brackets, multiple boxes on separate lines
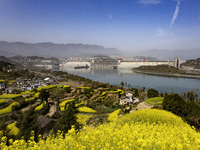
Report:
57,67,200,95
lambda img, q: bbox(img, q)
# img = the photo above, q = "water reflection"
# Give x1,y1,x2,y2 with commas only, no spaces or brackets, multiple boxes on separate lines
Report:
55,67,200,94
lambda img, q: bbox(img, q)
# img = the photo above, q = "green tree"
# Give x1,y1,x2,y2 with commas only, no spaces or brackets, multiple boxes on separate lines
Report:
53,101,79,134
17,108,41,142
40,89,49,102
147,88,159,98
120,81,124,86
162,93,186,117
134,89,139,97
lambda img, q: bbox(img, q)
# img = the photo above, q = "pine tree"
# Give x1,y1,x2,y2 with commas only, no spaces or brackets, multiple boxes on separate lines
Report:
53,101,79,134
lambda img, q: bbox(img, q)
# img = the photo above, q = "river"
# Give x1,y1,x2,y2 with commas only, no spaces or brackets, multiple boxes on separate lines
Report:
57,67,200,95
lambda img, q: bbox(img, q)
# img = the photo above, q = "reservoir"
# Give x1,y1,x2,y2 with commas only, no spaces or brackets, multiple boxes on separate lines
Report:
58,67,200,95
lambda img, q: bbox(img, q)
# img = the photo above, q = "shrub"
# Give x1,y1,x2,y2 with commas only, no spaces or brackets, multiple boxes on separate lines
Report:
162,93,186,117
147,88,159,98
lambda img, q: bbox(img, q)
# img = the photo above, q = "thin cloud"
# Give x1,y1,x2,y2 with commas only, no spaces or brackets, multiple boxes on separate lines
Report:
170,0,181,28
139,0,161,5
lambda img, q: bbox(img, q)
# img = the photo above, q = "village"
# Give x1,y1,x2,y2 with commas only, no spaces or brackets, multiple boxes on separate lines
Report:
0,67,155,140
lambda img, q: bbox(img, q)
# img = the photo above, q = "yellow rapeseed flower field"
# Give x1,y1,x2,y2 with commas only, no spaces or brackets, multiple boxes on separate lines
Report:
20,91,35,95
35,101,46,111
76,115,91,125
0,99,6,105
0,94,21,99
59,98,75,111
2,109,200,149
77,106,96,113
36,85,57,92
7,122,19,135
0,102,19,115
107,109,121,122
145,97,163,105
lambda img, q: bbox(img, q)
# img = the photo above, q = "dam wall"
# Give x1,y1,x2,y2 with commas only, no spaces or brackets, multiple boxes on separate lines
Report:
59,61,91,67
59,60,176,68
118,61,175,68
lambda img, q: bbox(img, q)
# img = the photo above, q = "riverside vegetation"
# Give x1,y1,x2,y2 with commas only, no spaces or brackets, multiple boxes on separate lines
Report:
1,65,200,149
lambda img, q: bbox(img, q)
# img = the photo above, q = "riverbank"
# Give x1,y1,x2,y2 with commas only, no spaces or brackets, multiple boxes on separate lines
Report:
132,69,200,79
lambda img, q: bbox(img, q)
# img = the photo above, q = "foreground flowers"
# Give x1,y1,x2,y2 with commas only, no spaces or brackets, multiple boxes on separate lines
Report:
1,109,200,149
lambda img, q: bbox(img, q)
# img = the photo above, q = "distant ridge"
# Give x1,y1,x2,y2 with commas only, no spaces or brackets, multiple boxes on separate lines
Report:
0,41,122,58
135,49,200,60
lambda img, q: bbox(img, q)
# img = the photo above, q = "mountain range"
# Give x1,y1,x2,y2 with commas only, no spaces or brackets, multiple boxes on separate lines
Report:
134,49,200,60
0,41,122,58
0,41,199,60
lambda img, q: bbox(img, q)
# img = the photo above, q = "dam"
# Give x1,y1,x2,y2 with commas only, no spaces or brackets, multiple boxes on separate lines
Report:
59,58,183,69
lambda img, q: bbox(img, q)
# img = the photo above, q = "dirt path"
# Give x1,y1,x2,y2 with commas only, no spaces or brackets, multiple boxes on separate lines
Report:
58,81,84,87
21,102,40,112
130,102,153,113
47,104,57,117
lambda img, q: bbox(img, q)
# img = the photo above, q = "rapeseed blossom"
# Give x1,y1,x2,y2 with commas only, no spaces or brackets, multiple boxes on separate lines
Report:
2,109,200,150
35,101,46,111
77,107,96,113
7,122,19,135
107,109,121,122
0,102,19,115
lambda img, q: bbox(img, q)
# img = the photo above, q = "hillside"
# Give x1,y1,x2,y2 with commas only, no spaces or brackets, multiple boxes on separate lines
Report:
2,109,200,149
0,41,122,58
181,58,200,69
0,56,23,68
0,61,14,71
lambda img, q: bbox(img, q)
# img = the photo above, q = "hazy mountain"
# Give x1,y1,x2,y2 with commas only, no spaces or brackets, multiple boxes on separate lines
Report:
0,41,122,58
0,56,23,68
134,49,200,60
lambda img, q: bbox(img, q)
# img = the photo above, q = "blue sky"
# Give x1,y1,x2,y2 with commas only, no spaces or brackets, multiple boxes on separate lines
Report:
0,0,200,52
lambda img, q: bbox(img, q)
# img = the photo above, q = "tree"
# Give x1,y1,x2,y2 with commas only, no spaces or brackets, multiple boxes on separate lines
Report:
187,91,195,101
147,88,159,98
134,89,139,97
53,101,79,134
120,81,124,86
17,108,41,142
40,89,49,102
162,93,186,117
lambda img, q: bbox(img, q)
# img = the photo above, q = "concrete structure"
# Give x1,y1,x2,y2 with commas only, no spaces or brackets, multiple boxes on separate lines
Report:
118,60,174,68
174,57,180,68
59,59,182,69
59,61,91,67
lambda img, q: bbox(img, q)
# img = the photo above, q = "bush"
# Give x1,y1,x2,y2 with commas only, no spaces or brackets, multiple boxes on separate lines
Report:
162,93,186,117
147,88,159,98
